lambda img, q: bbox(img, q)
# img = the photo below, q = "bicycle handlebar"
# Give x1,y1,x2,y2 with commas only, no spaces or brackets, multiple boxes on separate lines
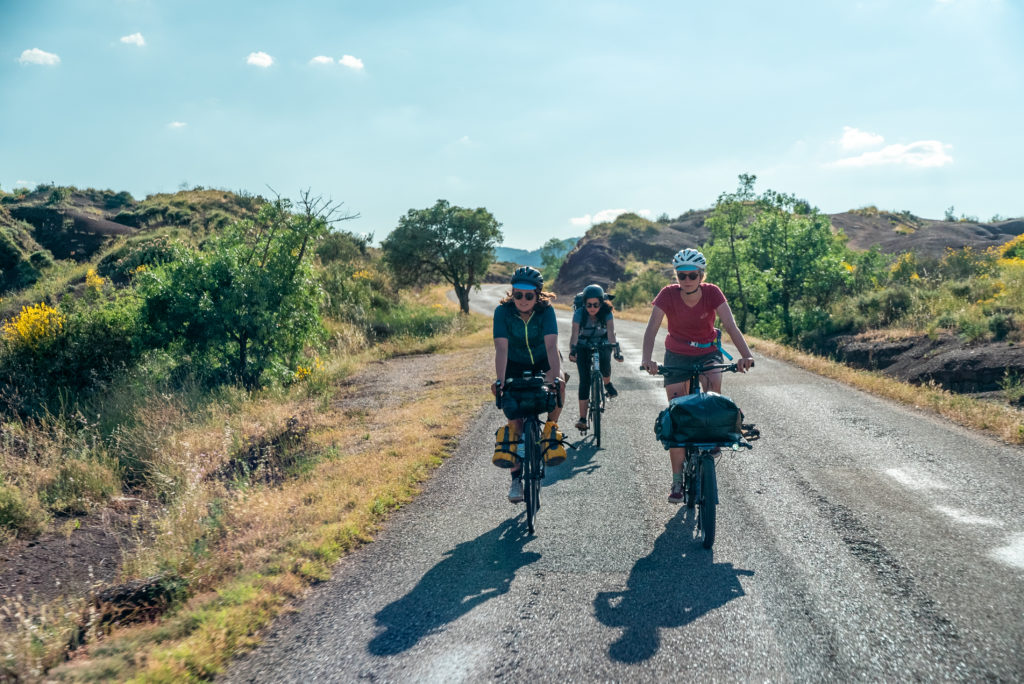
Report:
495,377,563,410
638,361,753,375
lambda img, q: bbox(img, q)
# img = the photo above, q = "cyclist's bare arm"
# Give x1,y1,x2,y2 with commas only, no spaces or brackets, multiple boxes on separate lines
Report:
641,306,665,374
606,318,617,345
714,302,754,372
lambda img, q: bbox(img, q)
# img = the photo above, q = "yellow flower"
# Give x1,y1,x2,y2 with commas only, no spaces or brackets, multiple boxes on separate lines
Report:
1,302,65,349
86,268,106,291
351,269,374,280
294,365,312,381
842,261,855,272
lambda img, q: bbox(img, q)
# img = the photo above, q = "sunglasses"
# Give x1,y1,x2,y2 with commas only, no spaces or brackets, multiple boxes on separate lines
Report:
513,291,535,301
585,302,601,308
677,271,702,281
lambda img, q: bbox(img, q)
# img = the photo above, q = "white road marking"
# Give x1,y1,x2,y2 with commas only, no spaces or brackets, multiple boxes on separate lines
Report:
885,467,950,491
990,533,1024,571
934,506,1003,527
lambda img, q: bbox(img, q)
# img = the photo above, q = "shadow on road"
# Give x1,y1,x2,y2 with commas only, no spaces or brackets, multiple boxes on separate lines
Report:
367,517,540,656
594,507,754,663
545,437,601,485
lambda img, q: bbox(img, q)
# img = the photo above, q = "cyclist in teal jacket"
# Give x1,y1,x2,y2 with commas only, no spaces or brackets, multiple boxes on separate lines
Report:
492,266,566,503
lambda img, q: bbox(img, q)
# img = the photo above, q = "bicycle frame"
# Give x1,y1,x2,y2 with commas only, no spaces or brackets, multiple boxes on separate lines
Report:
496,373,564,535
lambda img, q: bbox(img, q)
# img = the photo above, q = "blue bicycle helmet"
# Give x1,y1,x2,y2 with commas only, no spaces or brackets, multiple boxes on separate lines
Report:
581,284,605,302
511,266,544,291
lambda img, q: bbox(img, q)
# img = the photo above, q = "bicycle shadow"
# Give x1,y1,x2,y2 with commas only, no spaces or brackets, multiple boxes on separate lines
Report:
367,517,540,656
593,507,754,663
546,437,602,484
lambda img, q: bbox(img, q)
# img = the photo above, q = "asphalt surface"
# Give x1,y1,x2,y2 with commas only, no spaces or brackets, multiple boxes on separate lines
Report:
224,285,1024,682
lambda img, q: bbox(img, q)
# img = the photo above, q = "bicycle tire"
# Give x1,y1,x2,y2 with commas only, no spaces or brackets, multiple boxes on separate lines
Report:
684,446,696,509
524,421,540,534
699,455,717,549
591,374,603,447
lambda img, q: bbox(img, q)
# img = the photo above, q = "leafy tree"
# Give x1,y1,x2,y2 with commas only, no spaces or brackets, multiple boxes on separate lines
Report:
139,192,350,389
745,190,846,341
539,237,577,283
381,199,502,313
705,173,757,328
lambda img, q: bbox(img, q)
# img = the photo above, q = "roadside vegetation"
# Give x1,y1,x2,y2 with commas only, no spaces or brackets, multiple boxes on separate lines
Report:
611,174,1024,350
0,186,496,680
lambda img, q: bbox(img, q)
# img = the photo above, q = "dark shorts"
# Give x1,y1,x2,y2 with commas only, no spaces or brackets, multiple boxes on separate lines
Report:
506,358,550,381
662,349,723,387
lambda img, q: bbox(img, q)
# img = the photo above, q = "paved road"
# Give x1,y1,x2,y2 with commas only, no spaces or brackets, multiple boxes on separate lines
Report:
225,285,1024,682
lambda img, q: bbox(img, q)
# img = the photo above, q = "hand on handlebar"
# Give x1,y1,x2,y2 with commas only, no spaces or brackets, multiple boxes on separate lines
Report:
736,357,755,373
641,359,659,375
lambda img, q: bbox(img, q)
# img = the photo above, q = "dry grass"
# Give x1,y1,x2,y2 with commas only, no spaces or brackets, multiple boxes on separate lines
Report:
38,328,492,681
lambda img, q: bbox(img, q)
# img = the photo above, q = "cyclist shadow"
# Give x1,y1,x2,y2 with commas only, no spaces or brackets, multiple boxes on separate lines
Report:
367,517,540,657
546,438,601,484
593,507,754,663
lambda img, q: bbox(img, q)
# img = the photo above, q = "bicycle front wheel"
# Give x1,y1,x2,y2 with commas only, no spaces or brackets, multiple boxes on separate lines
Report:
591,375,603,447
699,455,717,549
684,447,697,508
524,423,541,534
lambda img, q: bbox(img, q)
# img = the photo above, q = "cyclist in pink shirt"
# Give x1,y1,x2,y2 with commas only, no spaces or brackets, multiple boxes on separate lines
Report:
640,248,754,503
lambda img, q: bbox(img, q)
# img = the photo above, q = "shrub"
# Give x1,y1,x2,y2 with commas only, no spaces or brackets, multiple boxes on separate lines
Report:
0,483,47,540
368,302,457,340
38,459,120,515
614,267,669,309
96,235,177,285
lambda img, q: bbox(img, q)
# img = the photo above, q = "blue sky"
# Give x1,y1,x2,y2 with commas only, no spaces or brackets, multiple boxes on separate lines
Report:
2,0,1022,249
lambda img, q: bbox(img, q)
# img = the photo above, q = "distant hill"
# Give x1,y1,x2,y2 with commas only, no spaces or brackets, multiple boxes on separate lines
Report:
554,208,1024,295
494,246,541,267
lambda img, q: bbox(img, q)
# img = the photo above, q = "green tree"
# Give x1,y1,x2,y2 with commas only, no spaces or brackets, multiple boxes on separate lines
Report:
139,192,348,389
745,190,846,341
381,199,503,313
705,173,757,328
539,237,576,283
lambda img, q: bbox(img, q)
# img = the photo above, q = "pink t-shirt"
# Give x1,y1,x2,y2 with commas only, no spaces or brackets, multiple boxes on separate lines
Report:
651,283,727,356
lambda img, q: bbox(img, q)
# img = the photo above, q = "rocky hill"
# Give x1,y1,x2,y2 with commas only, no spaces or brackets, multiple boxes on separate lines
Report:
553,208,1024,295
0,185,262,296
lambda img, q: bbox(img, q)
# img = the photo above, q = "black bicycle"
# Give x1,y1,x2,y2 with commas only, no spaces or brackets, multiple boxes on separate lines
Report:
496,374,565,534
577,340,621,447
644,361,757,549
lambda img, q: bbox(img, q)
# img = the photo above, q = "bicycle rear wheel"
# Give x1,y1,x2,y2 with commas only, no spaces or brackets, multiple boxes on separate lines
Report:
699,455,717,549
590,374,603,447
524,422,541,534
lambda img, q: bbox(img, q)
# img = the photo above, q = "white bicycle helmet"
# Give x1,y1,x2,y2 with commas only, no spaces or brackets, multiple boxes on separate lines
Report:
672,248,706,271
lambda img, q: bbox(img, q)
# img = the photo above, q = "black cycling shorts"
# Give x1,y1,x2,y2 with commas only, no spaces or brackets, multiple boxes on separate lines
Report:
662,349,723,387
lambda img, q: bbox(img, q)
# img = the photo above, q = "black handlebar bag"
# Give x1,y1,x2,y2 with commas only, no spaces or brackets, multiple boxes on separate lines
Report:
501,377,558,420
655,391,744,445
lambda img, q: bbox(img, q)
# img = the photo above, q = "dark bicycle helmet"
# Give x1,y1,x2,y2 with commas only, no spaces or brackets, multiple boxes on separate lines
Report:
510,266,544,291
581,283,605,302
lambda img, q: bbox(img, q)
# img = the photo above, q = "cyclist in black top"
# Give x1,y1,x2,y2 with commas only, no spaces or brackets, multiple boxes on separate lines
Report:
492,266,566,503
568,283,623,431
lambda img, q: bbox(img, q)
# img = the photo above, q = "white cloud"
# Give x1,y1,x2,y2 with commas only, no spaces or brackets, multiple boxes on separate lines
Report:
840,126,884,150
120,33,146,47
309,55,334,65
246,51,274,68
19,48,60,65
168,121,187,128
832,140,954,168
458,135,471,144
339,54,364,70
570,208,652,226
15,180,32,187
